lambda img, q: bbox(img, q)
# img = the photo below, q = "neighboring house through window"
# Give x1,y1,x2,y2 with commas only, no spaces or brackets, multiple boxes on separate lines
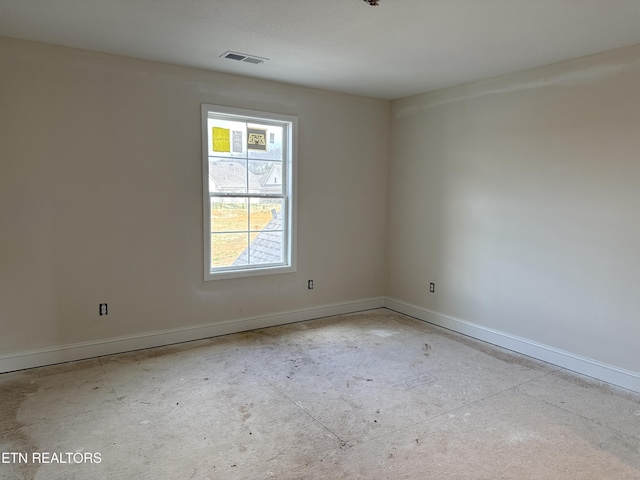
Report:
202,104,297,280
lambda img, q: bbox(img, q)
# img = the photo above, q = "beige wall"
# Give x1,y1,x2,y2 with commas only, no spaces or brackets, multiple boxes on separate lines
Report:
0,37,389,355
388,45,640,373
3,34,640,382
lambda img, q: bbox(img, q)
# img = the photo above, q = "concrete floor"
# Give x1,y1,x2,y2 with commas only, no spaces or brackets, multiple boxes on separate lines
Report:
1,309,640,479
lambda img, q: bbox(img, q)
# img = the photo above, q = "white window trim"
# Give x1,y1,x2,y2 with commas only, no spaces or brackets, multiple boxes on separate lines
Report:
201,104,297,281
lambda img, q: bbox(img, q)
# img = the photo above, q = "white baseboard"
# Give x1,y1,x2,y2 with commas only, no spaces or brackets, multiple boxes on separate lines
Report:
385,297,640,394
0,297,385,374
6,296,639,395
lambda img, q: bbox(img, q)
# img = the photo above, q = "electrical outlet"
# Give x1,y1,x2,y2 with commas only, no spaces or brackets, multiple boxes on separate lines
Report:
99,303,108,316
308,280,314,290
429,283,435,293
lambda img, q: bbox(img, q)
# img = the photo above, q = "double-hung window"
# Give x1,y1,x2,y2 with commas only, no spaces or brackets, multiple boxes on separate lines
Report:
202,104,297,280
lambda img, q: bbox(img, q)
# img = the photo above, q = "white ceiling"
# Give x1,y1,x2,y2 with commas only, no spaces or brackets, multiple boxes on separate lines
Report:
1,0,640,100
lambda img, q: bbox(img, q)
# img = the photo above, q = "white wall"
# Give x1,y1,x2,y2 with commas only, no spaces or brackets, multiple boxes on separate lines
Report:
0,37,389,365
387,45,640,380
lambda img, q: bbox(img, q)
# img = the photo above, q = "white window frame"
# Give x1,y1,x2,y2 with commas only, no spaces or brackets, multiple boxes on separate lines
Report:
202,104,297,280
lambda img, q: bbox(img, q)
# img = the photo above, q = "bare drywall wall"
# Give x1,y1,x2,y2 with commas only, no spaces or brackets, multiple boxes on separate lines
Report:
0,37,389,356
387,44,640,374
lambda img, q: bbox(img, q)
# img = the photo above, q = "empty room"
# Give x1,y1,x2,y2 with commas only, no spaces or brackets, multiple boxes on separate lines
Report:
2,1,640,478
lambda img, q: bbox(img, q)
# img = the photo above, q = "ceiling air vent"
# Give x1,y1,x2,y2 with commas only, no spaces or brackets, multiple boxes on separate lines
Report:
221,51,268,65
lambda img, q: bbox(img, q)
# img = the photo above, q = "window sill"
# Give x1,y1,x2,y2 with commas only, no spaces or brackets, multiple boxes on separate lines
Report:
205,264,296,281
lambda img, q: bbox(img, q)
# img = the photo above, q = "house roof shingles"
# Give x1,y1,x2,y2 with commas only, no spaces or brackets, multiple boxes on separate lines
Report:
233,212,283,266
209,161,261,191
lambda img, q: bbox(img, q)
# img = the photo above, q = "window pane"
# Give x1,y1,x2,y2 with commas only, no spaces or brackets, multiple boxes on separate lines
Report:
250,198,283,231
247,124,283,160
207,118,246,158
211,233,248,268
209,159,249,194
246,198,284,265
211,198,248,233
249,160,284,195
249,230,284,265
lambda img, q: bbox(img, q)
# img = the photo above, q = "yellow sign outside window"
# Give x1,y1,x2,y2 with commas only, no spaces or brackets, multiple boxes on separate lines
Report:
212,127,230,152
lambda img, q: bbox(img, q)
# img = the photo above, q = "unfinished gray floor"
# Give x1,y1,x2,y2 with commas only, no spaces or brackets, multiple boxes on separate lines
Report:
2,309,640,479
